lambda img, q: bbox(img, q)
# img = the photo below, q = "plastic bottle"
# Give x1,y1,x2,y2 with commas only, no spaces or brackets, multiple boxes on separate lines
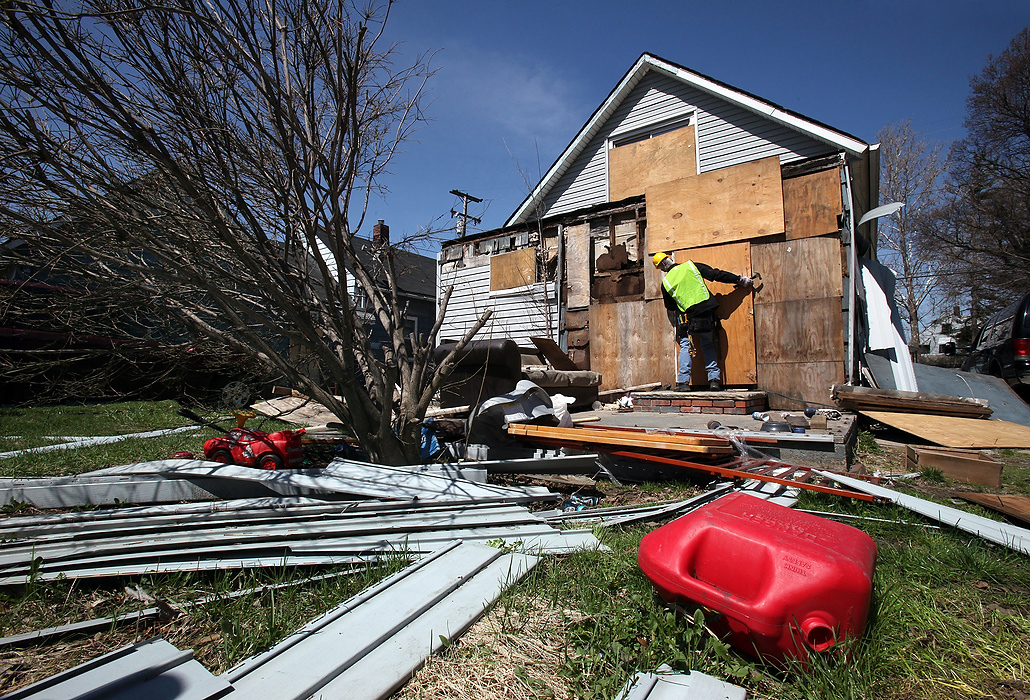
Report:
752,412,769,421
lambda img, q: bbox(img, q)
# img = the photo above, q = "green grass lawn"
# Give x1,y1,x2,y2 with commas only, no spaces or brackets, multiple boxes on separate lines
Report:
1,403,1029,698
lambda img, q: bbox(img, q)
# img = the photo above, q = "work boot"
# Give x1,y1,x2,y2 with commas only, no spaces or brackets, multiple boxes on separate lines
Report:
674,382,691,392
708,379,722,391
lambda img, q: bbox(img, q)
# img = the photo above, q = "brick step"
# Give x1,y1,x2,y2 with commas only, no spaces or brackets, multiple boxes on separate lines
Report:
632,390,768,415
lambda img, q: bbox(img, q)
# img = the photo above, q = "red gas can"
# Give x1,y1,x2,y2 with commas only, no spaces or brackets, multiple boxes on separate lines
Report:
638,492,877,665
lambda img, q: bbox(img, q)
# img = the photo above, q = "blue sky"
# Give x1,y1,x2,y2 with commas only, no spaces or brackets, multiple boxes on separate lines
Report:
369,1,1030,249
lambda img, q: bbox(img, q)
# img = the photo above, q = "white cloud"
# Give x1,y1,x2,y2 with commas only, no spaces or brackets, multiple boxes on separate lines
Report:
431,46,588,152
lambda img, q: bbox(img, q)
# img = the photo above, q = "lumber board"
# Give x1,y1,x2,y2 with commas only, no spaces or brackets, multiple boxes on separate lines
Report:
507,423,734,454
530,336,579,371
673,242,756,386
644,243,664,301
609,125,697,201
953,493,1030,526
645,156,784,252
906,445,1003,488
565,222,591,309
490,248,537,290
782,167,842,240
861,411,1030,449
589,299,676,391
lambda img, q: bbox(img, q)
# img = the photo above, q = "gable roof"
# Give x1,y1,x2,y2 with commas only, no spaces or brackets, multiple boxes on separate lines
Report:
506,52,870,227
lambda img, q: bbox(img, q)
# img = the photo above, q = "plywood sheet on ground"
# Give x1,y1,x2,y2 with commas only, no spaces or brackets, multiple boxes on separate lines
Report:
490,248,537,291
589,300,675,391
862,411,1030,449
757,362,843,410
672,242,755,386
646,156,784,253
782,167,842,240
609,125,697,201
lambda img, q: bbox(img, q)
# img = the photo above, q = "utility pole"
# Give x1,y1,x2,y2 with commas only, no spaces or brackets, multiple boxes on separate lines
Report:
450,189,482,238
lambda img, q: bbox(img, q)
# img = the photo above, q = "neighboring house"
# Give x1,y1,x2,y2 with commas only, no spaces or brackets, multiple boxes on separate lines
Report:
315,220,437,351
919,306,970,355
438,52,892,409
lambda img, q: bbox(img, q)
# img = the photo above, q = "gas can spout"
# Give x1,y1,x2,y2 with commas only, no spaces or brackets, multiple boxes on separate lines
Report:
801,614,836,652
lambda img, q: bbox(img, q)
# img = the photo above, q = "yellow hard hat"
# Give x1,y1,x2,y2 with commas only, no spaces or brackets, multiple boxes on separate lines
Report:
652,252,669,268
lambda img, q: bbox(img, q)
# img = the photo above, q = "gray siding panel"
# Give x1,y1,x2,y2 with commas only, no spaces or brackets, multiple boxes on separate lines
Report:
537,71,836,219
438,262,556,347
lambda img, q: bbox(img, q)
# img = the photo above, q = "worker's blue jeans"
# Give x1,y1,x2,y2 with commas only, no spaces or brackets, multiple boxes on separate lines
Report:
678,331,720,384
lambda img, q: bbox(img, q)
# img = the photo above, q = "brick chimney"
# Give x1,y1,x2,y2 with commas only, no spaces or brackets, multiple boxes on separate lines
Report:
372,219,389,245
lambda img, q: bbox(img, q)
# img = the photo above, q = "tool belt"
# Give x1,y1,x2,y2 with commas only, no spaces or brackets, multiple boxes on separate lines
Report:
678,312,717,335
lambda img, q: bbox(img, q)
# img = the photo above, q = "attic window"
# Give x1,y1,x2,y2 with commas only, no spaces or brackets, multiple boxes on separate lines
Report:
609,113,694,149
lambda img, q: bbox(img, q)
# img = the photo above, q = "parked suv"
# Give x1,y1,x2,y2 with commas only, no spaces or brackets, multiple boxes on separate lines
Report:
962,291,1030,393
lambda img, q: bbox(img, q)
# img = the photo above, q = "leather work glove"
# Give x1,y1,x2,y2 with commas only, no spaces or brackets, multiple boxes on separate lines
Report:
738,276,753,286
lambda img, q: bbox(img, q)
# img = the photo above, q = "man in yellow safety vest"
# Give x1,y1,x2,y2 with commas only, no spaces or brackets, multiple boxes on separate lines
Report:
653,252,752,391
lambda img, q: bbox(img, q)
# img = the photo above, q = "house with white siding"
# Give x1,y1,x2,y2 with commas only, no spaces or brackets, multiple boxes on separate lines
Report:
437,53,894,409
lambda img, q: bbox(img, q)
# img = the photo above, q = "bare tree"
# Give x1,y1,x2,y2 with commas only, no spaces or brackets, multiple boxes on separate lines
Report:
0,0,489,464
936,28,1030,322
875,119,947,356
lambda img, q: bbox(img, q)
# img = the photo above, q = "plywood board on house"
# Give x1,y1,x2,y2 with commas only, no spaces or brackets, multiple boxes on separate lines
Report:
753,298,844,364
565,222,591,309
861,411,1030,449
490,248,537,291
750,235,845,407
757,362,844,410
609,125,697,201
750,236,843,304
782,167,842,240
589,300,675,392
672,242,756,386
646,156,785,252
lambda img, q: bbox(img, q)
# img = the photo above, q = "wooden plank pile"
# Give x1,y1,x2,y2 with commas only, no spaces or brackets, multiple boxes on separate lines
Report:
832,384,992,419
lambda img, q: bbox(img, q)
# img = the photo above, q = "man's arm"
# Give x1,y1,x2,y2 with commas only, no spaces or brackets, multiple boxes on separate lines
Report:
661,286,679,324
695,261,748,286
